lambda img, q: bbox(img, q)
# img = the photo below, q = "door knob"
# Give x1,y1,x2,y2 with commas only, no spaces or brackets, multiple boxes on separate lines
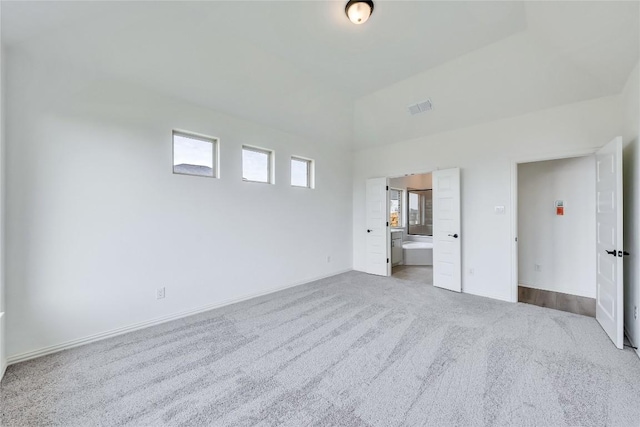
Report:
606,250,616,256
367,229,372,233
448,233,459,238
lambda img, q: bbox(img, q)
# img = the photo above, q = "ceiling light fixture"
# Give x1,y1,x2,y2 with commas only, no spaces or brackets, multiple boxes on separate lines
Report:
345,0,374,25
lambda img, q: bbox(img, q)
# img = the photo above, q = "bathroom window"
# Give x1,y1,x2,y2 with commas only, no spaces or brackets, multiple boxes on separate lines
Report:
291,156,313,188
390,188,403,227
408,189,433,235
242,145,273,184
173,131,218,178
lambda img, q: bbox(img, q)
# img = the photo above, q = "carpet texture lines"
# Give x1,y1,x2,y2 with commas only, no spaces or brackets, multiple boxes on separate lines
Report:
2,270,640,426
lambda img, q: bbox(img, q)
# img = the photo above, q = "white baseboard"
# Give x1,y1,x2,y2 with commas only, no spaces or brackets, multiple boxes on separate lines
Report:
465,288,512,303
6,269,352,366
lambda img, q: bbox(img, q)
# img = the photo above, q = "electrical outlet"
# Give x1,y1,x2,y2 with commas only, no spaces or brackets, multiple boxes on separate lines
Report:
534,264,542,272
635,306,638,320
327,256,331,263
469,268,475,275
156,287,166,300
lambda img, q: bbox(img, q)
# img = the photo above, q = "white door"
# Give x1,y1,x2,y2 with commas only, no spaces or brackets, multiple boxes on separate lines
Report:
432,168,461,292
595,137,624,349
365,177,390,276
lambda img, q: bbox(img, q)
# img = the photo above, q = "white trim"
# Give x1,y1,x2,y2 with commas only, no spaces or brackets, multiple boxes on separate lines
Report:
172,130,219,179
242,144,275,184
465,288,511,303
510,161,518,302
387,169,434,179
6,269,352,366
290,155,315,189
510,147,600,165
509,146,600,304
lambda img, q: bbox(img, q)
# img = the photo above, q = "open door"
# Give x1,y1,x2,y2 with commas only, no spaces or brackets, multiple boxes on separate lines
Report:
596,137,624,349
433,168,461,292
365,177,390,276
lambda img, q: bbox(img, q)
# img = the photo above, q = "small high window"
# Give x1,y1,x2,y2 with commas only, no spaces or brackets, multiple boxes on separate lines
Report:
242,145,273,184
173,131,218,178
291,156,313,188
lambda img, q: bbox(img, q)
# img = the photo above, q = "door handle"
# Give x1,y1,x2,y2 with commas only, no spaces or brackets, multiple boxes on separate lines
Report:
448,233,459,238
606,250,616,256
367,229,372,233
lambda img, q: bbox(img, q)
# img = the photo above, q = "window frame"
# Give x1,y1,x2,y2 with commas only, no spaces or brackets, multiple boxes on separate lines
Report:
290,156,314,189
389,187,403,228
172,130,219,179
242,145,274,184
407,188,433,236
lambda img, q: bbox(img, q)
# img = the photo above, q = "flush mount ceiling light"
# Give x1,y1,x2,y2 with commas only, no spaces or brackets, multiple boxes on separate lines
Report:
345,0,374,25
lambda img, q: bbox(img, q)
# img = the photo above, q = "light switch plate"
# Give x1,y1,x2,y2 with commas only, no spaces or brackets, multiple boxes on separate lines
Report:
494,206,505,214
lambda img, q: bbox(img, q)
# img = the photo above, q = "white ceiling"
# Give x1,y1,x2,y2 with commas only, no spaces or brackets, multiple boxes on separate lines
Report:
2,1,638,149
1,1,527,97
354,1,640,148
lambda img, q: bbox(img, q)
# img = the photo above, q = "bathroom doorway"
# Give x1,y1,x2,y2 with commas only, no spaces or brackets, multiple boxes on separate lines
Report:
365,167,461,291
389,172,434,285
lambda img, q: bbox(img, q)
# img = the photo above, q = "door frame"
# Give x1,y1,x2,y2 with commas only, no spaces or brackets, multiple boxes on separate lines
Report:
387,169,435,180
386,169,436,273
509,147,600,303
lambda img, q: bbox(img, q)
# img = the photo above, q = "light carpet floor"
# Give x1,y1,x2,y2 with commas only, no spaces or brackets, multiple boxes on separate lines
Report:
2,270,640,426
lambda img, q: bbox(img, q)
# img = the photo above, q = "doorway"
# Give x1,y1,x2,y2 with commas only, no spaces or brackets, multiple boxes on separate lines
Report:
516,156,597,317
510,137,625,349
389,173,434,285
365,168,461,292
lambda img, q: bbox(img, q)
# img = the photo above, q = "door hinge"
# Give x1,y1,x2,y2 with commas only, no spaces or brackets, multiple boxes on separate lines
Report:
386,222,389,227
387,258,390,264
515,237,518,242
386,186,389,191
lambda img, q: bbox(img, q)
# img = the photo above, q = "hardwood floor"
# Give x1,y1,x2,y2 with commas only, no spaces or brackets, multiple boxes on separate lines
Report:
518,285,596,317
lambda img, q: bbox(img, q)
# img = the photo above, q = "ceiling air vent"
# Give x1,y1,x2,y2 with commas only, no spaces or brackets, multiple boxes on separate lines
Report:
408,99,433,116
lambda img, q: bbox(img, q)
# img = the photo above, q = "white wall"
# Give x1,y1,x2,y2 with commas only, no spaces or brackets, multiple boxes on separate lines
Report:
517,157,596,298
5,48,353,360
353,95,623,302
623,62,640,352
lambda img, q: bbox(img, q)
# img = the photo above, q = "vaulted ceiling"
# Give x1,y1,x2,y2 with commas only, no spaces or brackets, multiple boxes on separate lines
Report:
2,1,639,149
